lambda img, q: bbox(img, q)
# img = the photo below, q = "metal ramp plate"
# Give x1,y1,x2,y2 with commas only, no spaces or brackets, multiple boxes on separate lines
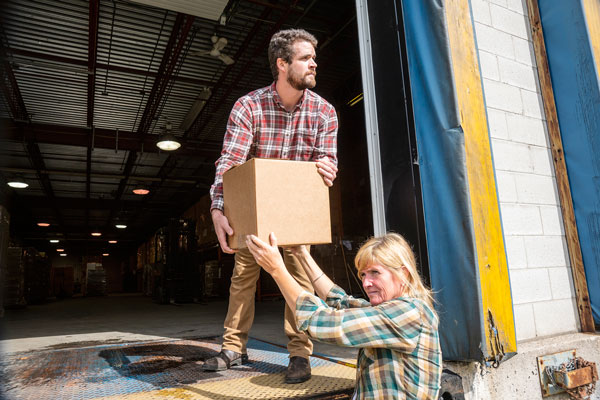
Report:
0,337,356,400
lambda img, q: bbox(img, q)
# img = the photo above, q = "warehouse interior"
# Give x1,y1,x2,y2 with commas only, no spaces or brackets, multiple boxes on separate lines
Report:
0,1,435,398
0,0,384,310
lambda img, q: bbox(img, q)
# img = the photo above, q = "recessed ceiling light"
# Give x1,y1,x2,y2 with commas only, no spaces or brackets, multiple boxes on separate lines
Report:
102,253,109,256
115,224,127,229
108,240,117,244
56,248,64,252
132,188,150,195
50,239,59,243
91,232,102,237
37,222,50,227
60,253,67,257
7,180,28,189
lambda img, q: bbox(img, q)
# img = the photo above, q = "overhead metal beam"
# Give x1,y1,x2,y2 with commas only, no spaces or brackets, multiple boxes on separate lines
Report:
0,167,207,185
187,2,300,139
186,6,274,139
87,0,100,230
0,31,28,122
14,195,172,211
109,13,195,230
7,47,215,88
0,119,222,156
0,38,67,233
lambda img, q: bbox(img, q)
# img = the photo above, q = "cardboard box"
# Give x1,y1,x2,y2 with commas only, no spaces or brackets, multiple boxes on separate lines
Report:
223,158,331,249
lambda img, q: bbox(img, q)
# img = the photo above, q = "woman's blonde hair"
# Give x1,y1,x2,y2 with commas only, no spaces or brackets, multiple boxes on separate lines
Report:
354,233,436,311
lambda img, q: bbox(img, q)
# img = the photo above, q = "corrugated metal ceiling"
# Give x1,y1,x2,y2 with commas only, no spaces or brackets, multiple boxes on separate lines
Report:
0,0,361,254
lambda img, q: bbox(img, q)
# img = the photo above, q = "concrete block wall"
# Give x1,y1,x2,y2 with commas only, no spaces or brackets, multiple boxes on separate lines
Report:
471,0,580,341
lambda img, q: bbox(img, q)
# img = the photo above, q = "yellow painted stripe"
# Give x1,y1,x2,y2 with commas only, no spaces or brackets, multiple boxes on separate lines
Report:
93,364,355,400
444,0,517,357
583,0,600,78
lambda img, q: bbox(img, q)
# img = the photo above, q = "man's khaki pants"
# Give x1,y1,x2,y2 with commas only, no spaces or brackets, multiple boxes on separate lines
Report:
221,247,314,358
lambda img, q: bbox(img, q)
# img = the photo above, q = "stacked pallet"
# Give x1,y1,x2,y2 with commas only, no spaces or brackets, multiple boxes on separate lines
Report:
4,247,26,308
23,248,50,304
86,263,107,296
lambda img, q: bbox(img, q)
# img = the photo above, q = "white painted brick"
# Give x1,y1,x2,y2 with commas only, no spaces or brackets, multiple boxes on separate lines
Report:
479,51,500,80
498,57,538,91
533,298,578,336
510,268,551,303
496,171,518,202
471,0,492,25
513,303,536,341
507,0,528,16
500,204,543,235
490,4,530,39
506,114,547,146
513,37,535,66
489,0,508,7
505,235,528,269
523,235,569,267
531,146,553,176
474,23,515,59
540,205,564,235
487,108,509,139
514,174,558,205
490,140,533,173
521,89,545,119
483,80,523,114
548,267,575,300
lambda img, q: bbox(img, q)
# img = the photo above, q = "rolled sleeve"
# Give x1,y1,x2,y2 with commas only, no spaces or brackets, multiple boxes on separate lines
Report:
210,100,254,210
313,104,338,166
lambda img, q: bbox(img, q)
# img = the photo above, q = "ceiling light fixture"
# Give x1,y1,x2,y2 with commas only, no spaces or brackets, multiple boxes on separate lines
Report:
7,179,29,189
56,248,64,252
115,224,127,229
156,122,181,151
132,187,150,195
102,253,109,256
50,239,59,243
91,232,102,237
108,240,117,244
60,253,67,257
37,222,50,227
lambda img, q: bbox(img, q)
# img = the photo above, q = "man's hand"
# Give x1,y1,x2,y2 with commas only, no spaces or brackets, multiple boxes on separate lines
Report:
316,157,338,187
211,209,236,254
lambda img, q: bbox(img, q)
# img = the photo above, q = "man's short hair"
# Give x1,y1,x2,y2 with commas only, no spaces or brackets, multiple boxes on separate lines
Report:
268,29,318,80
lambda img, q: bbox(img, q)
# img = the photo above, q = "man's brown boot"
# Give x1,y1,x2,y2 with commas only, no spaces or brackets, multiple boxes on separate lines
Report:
202,349,249,371
285,356,311,383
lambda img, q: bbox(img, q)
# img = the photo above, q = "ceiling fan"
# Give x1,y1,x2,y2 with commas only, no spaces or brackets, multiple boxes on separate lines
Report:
192,34,235,65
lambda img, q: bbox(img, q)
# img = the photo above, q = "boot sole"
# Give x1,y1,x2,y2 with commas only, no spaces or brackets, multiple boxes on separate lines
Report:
284,374,311,384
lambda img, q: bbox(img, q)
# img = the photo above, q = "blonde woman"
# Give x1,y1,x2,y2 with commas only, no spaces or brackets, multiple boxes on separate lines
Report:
246,232,442,400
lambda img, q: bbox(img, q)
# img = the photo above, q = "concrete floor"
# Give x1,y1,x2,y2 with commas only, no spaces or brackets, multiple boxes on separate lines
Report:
0,293,357,362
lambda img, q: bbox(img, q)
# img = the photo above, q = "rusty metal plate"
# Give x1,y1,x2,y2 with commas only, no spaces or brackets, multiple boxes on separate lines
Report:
537,349,577,397
554,364,598,389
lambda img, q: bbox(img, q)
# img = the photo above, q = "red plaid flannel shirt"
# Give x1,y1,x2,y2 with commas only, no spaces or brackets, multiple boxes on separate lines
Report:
210,82,338,210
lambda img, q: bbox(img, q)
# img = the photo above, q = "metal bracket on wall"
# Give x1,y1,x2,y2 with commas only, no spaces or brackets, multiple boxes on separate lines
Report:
535,349,598,398
538,350,578,397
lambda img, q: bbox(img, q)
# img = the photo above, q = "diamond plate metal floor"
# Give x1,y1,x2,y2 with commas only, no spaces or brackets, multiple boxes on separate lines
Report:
0,336,356,400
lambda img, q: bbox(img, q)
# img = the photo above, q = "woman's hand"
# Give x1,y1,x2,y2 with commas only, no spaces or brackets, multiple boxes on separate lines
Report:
246,233,285,275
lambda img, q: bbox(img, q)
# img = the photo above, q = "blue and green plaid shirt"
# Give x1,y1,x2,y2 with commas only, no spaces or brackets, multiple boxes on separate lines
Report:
296,285,441,399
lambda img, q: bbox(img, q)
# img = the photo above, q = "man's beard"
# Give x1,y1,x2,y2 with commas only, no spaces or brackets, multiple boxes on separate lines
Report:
287,69,316,90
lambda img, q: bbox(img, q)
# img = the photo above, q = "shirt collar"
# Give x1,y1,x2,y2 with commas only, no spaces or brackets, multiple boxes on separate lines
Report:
270,81,307,112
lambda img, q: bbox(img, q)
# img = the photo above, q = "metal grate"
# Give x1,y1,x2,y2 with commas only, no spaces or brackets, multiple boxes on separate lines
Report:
1,337,355,400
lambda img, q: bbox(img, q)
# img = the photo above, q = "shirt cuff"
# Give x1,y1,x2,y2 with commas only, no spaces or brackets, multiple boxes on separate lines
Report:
295,290,327,332
211,198,224,211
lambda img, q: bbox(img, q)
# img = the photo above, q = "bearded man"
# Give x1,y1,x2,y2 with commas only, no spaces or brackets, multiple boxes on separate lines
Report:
204,28,338,384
